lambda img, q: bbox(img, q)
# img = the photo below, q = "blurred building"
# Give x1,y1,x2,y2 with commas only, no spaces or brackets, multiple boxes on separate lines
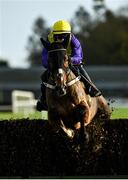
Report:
0,66,128,109
0,67,44,106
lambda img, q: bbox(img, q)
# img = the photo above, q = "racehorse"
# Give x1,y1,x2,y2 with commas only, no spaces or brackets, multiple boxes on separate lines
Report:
41,38,111,140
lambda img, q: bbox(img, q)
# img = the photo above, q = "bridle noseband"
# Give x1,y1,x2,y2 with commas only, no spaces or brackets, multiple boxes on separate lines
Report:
43,74,81,90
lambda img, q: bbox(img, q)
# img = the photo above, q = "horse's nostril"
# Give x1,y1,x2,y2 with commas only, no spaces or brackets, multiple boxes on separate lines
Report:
58,73,62,77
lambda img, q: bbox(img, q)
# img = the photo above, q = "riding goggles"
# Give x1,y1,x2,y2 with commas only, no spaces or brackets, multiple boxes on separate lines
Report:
54,33,69,41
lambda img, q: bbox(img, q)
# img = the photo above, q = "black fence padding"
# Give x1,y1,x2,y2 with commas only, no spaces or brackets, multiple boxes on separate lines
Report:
0,118,128,178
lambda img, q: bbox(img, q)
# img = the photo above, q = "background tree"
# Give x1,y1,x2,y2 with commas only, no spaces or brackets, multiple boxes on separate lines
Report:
26,17,50,66
71,6,92,61
85,9,128,65
71,6,92,36
93,0,106,22
116,6,128,17
0,58,9,67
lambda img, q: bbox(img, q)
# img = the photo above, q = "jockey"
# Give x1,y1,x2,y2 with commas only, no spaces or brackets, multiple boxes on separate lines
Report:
36,20,101,111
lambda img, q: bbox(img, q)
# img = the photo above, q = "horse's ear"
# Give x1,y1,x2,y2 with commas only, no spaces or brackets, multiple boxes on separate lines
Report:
61,40,68,49
62,34,70,49
40,38,50,50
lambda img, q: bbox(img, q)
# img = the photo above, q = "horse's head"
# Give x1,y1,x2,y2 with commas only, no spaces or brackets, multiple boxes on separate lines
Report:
41,38,70,96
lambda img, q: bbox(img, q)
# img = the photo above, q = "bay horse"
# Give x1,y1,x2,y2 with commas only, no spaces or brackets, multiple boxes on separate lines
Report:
41,38,111,140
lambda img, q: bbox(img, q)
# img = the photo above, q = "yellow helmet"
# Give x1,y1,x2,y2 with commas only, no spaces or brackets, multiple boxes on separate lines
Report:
52,20,71,34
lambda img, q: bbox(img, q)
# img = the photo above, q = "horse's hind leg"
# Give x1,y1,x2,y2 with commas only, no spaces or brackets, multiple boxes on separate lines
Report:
97,95,111,119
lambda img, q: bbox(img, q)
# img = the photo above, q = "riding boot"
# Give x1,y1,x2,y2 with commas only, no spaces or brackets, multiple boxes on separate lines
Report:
78,64,101,97
36,70,48,111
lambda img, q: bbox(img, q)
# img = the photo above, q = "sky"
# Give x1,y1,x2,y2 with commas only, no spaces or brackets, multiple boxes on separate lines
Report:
0,0,128,68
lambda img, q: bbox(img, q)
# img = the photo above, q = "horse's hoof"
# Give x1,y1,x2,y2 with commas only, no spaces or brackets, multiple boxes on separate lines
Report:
67,129,75,139
60,127,75,139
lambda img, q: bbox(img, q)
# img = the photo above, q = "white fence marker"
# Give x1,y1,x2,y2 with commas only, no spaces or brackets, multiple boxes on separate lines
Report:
12,90,37,117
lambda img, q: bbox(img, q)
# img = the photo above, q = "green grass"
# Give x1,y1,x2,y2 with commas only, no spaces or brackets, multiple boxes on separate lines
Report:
0,111,47,120
111,108,128,119
0,108,128,121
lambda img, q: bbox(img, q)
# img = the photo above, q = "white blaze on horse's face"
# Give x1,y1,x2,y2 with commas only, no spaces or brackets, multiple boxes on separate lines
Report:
56,68,67,96
57,68,64,85
58,68,63,75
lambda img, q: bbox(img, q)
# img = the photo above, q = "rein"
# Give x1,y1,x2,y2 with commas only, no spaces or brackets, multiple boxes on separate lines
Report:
43,75,81,90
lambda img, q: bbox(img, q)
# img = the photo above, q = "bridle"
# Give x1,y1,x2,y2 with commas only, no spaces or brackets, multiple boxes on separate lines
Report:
43,74,81,90
42,48,81,95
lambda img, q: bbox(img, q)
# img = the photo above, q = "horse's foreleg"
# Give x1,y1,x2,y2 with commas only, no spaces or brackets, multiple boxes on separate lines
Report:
73,100,91,126
77,101,90,125
74,101,90,142
48,109,75,138
48,109,61,132
60,120,75,138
